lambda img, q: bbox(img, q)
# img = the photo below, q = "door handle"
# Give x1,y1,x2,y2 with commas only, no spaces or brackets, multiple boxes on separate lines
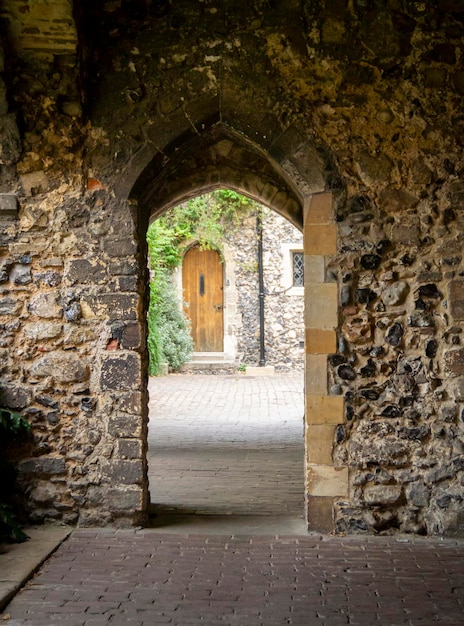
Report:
215,304,223,310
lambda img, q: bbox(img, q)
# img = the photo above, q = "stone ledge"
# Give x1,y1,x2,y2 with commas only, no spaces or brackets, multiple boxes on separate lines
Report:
0,524,71,612
245,366,275,376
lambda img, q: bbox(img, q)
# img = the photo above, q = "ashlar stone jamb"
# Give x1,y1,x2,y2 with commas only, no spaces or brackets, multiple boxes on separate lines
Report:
304,192,348,532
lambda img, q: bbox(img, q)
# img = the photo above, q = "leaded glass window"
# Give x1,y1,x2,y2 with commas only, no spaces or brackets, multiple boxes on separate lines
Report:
292,252,304,287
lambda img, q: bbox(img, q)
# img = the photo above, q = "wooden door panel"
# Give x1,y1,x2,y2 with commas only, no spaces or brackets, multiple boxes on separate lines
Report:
183,247,224,352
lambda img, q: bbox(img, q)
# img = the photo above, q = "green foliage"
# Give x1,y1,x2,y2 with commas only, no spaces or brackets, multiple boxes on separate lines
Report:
0,407,31,437
146,190,257,374
147,189,257,270
146,219,183,271
0,503,29,543
147,269,193,375
147,283,165,376
0,407,30,544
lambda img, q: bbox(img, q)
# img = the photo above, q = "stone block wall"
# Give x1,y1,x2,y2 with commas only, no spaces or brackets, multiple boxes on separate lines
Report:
304,193,347,530
0,35,149,524
1,1,464,534
0,180,149,526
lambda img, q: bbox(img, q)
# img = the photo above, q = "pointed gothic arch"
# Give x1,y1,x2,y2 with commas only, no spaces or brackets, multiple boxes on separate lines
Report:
130,123,304,229
128,119,346,531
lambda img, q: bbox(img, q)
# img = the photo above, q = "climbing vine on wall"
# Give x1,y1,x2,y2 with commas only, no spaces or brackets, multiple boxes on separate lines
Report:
146,190,258,374
147,190,256,270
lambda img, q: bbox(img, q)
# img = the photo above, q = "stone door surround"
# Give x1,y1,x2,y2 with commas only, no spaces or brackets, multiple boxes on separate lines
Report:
130,121,343,530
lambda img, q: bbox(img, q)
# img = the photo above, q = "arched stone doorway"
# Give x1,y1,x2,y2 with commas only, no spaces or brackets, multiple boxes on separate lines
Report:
129,121,346,531
170,200,306,369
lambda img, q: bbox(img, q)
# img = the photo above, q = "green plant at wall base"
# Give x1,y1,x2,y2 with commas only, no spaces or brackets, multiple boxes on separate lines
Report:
147,287,164,376
0,407,31,543
0,408,30,435
147,269,193,375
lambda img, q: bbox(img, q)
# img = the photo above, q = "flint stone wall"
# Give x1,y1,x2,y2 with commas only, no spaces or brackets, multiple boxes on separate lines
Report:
0,1,463,534
220,206,304,370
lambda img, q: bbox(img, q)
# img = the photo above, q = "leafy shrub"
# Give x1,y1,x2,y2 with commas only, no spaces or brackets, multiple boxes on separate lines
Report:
0,407,31,543
147,283,165,376
148,269,193,375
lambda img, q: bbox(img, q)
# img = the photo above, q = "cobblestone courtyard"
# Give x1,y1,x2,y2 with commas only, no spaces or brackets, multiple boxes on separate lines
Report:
147,373,305,518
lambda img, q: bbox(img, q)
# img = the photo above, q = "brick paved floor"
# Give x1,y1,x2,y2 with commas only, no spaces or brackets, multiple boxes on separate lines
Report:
3,374,464,625
147,373,305,516
3,530,464,625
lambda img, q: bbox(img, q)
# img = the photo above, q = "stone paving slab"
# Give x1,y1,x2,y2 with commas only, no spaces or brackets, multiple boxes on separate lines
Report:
2,529,464,625
0,525,71,612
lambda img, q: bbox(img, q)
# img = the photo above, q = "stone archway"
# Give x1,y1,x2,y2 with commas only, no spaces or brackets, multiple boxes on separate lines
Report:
131,123,304,229
2,0,462,537
129,122,345,531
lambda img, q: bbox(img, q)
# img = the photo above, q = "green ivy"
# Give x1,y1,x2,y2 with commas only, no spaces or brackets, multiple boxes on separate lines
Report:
147,189,257,270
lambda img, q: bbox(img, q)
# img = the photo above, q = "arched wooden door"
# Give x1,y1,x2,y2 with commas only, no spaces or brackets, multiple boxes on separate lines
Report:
182,246,224,352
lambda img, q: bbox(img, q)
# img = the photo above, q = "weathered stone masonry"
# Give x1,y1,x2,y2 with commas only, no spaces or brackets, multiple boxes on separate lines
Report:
1,1,464,534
